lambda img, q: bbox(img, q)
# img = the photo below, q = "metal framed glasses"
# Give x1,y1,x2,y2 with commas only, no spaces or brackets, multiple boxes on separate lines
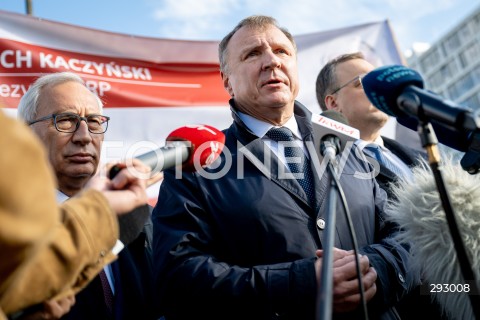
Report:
28,112,110,134
330,74,366,95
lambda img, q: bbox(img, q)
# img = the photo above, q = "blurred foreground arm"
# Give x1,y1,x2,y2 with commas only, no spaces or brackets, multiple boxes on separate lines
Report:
0,112,147,317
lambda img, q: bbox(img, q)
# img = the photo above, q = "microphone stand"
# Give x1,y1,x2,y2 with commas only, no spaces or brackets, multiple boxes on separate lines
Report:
316,154,338,320
316,139,368,320
417,120,480,319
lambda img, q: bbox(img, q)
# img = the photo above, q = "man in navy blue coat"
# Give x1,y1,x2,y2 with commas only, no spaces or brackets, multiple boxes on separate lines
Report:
153,16,415,320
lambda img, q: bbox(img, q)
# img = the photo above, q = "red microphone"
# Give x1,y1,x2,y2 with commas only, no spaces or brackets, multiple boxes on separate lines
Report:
109,124,225,178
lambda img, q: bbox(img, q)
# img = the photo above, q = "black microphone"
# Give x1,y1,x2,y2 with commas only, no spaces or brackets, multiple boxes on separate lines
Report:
319,110,350,159
311,110,360,162
396,116,472,152
362,65,480,133
313,110,370,320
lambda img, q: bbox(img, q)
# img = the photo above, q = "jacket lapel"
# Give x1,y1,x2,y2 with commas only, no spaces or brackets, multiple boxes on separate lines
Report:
295,110,329,213
230,103,314,207
379,164,397,181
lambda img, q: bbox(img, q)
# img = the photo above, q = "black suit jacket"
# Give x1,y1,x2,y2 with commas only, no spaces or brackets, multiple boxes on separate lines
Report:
61,219,159,320
373,136,425,198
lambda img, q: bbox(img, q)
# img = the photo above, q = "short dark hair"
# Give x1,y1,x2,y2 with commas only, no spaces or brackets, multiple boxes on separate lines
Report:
218,15,296,74
315,52,365,111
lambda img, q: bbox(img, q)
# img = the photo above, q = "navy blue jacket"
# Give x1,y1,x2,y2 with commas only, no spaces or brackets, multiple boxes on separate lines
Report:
152,101,415,320
373,136,426,198
61,220,159,320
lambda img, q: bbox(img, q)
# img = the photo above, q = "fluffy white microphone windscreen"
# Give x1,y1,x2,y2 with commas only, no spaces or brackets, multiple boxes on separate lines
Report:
385,155,480,320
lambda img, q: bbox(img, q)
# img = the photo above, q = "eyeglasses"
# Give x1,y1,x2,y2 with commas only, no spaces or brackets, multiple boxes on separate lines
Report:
28,112,110,134
330,74,365,95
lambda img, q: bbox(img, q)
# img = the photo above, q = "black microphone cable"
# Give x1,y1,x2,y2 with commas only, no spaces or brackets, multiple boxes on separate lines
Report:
327,160,369,320
316,133,368,320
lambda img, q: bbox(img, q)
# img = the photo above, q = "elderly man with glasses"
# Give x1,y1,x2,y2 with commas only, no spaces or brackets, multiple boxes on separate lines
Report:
17,72,160,320
20,74,109,198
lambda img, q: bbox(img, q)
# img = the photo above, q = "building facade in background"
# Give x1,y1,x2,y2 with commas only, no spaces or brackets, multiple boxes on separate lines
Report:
407,5,480,111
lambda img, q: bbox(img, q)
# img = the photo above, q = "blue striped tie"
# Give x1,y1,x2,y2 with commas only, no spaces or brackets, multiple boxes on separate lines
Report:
266,127,315,204
364,144,404,177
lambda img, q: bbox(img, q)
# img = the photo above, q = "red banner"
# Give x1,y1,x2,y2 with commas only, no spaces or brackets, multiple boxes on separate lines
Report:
0,39,229,108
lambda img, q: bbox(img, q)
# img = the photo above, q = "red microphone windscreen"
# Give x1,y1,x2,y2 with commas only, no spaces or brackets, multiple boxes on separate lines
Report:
166,124,225,172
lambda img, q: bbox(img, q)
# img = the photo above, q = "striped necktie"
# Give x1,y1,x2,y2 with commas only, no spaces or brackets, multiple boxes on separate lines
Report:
98,268,114,314
364,144,404,177
265,127,315,203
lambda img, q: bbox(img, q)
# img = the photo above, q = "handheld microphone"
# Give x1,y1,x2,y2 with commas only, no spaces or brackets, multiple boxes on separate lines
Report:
109,124,225,246
109,124,225,179
311,110,359,161
362,65,480,133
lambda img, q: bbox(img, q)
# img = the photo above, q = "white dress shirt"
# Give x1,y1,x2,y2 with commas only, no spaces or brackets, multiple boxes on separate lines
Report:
237,111,310,167
56,189,117,294
357,136,413,179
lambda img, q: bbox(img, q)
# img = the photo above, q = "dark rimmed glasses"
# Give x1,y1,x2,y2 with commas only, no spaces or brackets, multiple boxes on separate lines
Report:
330,74,366,95
28,112,110,134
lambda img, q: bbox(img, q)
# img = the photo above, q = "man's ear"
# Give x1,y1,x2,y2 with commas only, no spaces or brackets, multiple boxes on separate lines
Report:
324,95,339,111
221,71,234,97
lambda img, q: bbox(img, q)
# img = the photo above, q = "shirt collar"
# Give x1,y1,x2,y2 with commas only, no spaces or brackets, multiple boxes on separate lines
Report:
56,189,70,203
357,136,385,150
237,111,302,140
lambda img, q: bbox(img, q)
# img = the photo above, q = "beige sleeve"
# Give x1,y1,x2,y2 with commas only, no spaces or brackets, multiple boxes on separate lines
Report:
0,112,119,315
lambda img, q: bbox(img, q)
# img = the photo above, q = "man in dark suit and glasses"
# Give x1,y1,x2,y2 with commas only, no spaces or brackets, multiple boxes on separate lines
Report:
315,52,425,197
316,52,445,319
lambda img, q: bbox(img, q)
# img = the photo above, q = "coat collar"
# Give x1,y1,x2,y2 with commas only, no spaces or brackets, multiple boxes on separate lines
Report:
227,99,328,212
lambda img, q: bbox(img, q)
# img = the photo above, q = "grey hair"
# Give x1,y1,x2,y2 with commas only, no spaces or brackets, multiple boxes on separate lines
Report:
17,72,103,123
218,15,297,74
315,52,365,111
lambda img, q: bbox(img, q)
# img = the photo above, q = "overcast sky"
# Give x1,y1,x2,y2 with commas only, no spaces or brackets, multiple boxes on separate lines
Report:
0,0,478,56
